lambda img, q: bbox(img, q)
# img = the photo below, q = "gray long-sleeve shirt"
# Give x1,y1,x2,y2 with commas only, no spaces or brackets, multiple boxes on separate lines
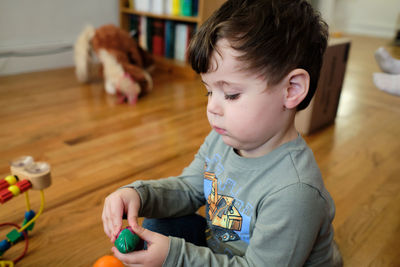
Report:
127,130,337,266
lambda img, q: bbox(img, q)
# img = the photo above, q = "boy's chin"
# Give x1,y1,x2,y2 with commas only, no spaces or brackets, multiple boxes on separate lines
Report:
221,135,241,150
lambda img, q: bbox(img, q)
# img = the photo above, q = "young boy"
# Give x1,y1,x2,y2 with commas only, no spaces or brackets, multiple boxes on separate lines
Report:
102,0,342,266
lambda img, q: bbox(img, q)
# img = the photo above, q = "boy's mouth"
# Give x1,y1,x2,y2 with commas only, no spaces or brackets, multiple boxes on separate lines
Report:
213,126,226,135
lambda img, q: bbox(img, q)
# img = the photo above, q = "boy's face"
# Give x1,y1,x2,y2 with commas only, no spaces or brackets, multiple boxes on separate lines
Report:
201,39,297,158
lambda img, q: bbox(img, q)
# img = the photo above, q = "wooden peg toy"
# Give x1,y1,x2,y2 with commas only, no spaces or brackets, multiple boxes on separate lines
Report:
10,156,51,190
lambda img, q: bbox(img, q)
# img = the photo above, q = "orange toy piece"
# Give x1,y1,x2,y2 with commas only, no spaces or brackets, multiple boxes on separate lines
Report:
93,255,124,267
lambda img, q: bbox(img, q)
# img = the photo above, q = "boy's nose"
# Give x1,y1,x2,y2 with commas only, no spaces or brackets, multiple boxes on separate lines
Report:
207,96,223,116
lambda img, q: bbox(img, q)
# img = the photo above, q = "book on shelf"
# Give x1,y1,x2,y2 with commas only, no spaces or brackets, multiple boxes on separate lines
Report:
166,0,173,15
151,0,165,14
172,0,180,16
139,16,148,50
129,15,140,41
180,0,192,16
129,0,198,17
165,20,176,59
146,17,154,53
133,0,151,12
129,14,196,63
152,19,165,56
192,0,198,16
174,23,187,62
174,23,195,62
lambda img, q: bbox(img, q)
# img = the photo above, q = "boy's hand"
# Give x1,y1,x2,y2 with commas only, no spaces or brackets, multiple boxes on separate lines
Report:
112,224,170,267
102,187,141,242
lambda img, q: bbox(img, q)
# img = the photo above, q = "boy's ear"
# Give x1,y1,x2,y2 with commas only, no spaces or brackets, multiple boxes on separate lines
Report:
283,69,310,110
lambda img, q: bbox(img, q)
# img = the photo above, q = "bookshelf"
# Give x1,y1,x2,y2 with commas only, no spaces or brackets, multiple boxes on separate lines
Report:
119,0,226,77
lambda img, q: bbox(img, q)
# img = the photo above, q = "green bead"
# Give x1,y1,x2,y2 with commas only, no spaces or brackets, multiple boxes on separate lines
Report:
6,229,22,244
22,218,35,231
114,227,140,254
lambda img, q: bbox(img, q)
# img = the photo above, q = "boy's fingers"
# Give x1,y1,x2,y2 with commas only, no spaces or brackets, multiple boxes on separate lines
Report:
127,215,139,229
127,202,139,228
103,218,112,239
109,199,124,237
112,247,147,265
101,209,110,236
102,204,116,240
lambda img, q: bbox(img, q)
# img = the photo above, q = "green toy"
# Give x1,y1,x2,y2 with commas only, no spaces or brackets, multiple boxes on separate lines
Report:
114,227,141,254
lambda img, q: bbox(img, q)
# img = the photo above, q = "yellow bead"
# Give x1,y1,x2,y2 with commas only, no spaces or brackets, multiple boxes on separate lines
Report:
4,175,17,185
8,185,20,196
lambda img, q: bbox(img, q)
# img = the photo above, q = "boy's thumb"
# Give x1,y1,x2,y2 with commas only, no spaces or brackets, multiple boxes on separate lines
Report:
132,224,153,242
127,215,139,229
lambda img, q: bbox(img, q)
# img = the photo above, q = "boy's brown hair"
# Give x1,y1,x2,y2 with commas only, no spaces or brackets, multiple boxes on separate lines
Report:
188,0,329,110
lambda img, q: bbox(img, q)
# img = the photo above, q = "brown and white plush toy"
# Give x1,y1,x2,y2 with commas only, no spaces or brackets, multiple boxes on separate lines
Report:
74,24,154,105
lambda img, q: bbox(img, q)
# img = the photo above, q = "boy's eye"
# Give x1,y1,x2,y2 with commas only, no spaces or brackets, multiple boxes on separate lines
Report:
205,91,212,97
224,93,240,100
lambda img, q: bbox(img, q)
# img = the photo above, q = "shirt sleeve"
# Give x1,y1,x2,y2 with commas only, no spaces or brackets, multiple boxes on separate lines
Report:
123,132,212,218
163,183,329,267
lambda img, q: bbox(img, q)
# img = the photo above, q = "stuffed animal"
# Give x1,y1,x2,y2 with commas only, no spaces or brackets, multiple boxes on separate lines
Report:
74,24,154,105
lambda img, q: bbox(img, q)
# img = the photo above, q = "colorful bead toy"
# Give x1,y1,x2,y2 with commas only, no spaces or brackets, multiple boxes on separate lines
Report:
0,156,51,266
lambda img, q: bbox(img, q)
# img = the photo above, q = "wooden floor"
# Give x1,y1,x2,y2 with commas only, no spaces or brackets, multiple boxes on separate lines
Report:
0,35,399,266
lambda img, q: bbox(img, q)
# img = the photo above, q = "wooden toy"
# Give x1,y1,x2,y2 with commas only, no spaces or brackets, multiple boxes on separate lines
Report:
0,156,51,266
9,156,51,190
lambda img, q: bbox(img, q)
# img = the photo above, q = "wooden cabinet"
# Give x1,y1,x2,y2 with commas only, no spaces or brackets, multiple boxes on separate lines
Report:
119,0,225,77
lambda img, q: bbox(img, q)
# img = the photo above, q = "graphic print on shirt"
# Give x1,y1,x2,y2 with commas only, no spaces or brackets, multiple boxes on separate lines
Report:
204,170,242,242
203,158,252,245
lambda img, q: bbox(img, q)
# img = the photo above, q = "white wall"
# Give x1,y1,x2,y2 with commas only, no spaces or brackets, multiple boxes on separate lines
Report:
314,0,400,38
1,1,399,75
0,0,119,76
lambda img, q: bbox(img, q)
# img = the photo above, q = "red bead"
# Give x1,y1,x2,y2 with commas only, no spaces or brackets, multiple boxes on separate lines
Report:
0,180,8,191
16,180,32,193
0,189,13,204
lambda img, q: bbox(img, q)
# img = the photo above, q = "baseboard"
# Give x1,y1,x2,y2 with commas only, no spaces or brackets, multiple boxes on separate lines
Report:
342,21,396,39
0,42,74,76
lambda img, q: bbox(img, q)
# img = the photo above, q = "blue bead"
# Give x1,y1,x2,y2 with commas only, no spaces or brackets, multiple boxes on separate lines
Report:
0,239,11,253
25,210,36,220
